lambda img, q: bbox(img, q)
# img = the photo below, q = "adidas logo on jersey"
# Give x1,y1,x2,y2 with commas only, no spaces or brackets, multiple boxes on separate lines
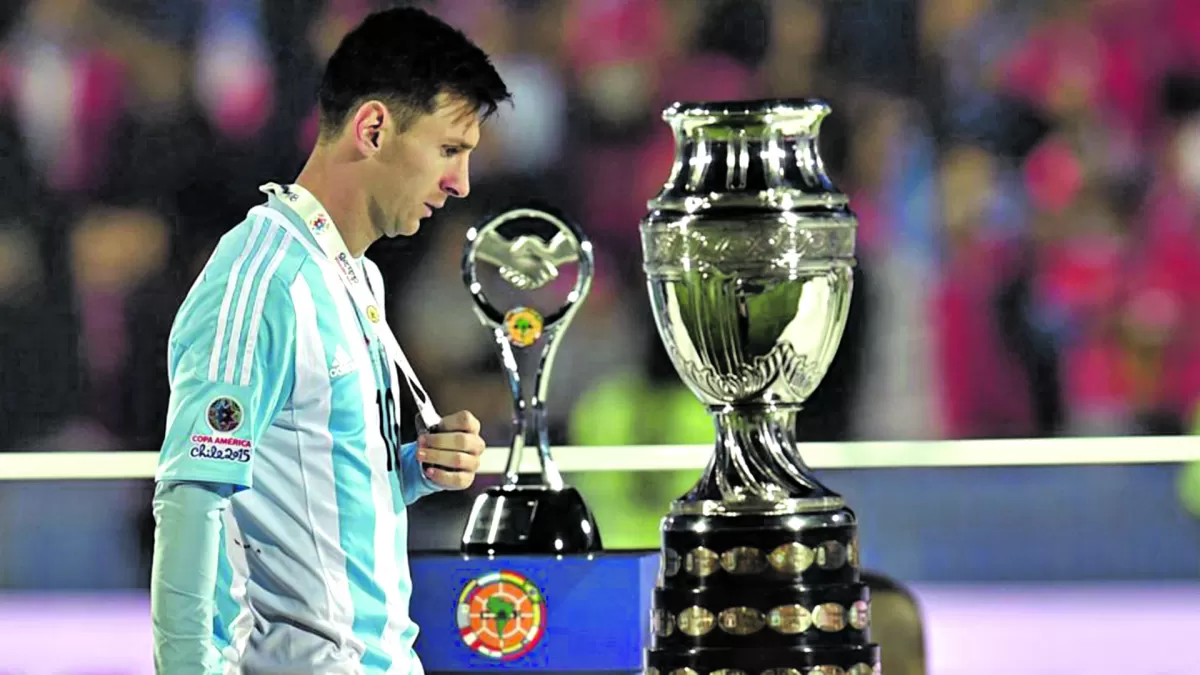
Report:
329,347,357,379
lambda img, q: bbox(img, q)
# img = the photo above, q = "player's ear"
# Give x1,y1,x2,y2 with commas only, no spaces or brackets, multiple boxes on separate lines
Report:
351,100,388,157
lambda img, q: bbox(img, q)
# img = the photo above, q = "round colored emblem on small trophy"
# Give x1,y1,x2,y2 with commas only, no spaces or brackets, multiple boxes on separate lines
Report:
503,307,543,347
456,570,547,661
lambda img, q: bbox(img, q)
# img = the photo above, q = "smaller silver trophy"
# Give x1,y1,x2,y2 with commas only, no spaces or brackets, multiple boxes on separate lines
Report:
459,204,603,555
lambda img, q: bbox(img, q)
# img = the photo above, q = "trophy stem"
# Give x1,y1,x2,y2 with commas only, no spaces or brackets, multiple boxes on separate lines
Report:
676,405,841,514
529,405,564,491
532,326,567,491
497,327,566,491
496,329,526,487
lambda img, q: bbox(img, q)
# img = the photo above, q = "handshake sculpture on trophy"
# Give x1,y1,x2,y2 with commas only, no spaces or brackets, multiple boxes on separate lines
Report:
473,227,580,291
457,98,879,674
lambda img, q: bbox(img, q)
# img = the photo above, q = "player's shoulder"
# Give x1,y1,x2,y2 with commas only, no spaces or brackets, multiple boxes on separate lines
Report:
206,208,311,288
173,208,312,333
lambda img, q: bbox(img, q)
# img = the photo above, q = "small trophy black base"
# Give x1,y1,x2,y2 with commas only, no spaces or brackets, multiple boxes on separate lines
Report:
460,483,603,556
645,504,880,675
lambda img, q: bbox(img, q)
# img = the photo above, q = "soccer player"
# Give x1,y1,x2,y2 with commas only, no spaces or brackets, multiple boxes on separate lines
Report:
150,8,511,674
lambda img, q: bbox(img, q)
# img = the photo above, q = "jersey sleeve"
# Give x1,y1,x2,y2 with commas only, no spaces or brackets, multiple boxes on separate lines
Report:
156,270,296,490
398,441,443,505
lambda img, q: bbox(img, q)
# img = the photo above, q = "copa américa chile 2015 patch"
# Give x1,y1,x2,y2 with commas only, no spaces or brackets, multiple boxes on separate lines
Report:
189,396,253,463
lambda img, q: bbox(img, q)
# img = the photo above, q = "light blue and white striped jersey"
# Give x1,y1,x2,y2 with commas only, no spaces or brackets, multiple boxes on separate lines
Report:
156,191,442,674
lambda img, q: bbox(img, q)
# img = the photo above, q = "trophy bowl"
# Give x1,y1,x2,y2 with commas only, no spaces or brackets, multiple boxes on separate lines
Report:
641,99,879,673
645,214,854,507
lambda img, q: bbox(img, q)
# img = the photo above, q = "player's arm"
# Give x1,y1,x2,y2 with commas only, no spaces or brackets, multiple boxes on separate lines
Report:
155,271,295,488
151,267,296,673
151,480,232,674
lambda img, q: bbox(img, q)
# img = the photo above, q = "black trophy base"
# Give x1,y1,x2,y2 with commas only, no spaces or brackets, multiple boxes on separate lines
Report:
647,645,881,674
460,483,602,556
646,501,880,675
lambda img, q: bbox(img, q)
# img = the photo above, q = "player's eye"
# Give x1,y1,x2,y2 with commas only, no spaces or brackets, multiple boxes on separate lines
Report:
442,146,460,158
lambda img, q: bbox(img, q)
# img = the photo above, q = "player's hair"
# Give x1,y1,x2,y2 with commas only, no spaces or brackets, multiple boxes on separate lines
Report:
317,6,511,139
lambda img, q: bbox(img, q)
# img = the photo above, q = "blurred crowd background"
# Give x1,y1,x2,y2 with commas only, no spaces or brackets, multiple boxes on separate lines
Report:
4,0,1200,587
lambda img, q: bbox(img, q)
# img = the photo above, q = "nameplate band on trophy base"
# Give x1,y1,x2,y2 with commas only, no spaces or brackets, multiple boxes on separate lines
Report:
644,665,880,675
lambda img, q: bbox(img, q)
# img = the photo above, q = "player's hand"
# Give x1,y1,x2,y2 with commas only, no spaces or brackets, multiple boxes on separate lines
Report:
417,410,485,490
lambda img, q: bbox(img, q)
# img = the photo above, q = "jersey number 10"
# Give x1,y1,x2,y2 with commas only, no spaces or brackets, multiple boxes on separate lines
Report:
376,388,403,473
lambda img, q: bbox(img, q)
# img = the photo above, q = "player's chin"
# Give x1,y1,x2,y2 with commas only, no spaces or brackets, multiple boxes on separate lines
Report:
392,219,421,237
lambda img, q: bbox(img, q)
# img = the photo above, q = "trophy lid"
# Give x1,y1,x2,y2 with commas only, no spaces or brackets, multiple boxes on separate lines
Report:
662,98,831,126
649,98,849,215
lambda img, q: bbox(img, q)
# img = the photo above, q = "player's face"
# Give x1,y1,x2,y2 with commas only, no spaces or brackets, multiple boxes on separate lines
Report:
370,95,480,238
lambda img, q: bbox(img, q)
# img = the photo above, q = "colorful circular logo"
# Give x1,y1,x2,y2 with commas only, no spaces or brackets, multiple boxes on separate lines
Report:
456,570,546,661
503,307,543,348
366,305,381,323
206,397,243,434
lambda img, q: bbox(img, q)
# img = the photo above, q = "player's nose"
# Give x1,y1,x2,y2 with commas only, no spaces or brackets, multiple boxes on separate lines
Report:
440,164,470,199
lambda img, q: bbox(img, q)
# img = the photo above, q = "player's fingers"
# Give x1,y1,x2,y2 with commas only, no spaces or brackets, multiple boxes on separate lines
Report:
425,465,476,490
421,430,484,455
439,410,481,435
418,447,481,472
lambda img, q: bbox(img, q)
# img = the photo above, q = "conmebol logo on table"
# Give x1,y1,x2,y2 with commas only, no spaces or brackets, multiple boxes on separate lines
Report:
455,569,547,661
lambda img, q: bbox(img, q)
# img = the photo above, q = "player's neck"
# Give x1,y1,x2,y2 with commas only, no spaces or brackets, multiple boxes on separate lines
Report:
294,157,377,259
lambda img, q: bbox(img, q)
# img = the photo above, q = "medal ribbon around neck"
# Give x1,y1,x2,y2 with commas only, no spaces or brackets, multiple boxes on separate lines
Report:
259,182,442,431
